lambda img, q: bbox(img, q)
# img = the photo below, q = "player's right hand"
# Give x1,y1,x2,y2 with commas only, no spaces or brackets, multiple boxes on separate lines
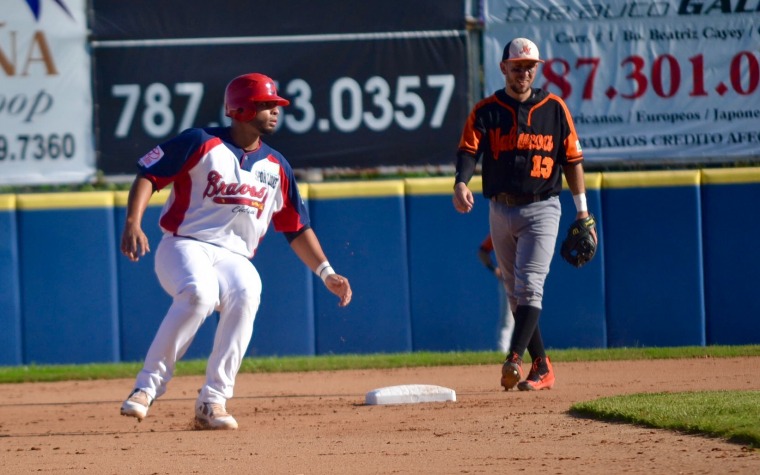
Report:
452,183,474,213
121,224,150,262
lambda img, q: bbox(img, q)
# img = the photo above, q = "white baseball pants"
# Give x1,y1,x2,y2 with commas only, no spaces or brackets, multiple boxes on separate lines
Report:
133,235,261,405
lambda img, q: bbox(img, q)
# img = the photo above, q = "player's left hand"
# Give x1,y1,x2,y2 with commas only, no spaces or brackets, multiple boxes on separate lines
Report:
325,274,352,307
575,211,598,244
561,213,598,268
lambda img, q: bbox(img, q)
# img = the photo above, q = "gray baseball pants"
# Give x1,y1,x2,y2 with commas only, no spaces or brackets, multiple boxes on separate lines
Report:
489,196,561,312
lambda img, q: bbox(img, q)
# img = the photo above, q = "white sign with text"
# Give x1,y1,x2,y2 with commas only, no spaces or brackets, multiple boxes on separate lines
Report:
0,0,94,185
484,0,760,163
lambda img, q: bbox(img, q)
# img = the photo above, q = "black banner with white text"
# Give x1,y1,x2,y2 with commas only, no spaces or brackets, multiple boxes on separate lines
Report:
91,0,468,175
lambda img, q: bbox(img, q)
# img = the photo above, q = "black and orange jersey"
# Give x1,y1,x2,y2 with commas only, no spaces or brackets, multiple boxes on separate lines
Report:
457,88,583,198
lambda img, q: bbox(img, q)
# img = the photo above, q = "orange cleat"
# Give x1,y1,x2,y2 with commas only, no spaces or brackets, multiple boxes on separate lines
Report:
517,355,555,391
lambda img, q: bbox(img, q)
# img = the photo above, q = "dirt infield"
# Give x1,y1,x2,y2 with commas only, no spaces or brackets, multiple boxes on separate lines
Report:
0,357,758,474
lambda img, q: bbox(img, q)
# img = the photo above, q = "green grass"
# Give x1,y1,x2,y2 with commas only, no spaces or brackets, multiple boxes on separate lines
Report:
571,391,760,448
2,345,759,449
1,345,758,384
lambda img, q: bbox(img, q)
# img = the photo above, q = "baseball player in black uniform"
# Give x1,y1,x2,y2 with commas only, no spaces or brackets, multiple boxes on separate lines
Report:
453,38,596,391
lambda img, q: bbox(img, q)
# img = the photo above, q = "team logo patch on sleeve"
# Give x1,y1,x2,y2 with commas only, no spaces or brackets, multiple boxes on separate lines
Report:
138,146,165,168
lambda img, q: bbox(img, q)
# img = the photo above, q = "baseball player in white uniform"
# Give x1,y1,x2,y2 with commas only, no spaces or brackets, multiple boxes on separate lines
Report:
119,73,352,430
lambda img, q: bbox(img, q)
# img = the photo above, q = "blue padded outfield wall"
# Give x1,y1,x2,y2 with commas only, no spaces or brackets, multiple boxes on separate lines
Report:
16,193,121,364
1,168,759,365
701,169,760,345
602,171,706,347
308,181,413,355
0,195,22,365
405,177,494,352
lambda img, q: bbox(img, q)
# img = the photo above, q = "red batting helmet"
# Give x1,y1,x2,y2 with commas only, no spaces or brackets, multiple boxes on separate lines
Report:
224,73,290,122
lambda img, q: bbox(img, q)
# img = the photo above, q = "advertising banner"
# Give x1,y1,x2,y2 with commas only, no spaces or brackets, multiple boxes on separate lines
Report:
91,0,469,175
483,0,760,164
0,0,95,185
93,34,468,174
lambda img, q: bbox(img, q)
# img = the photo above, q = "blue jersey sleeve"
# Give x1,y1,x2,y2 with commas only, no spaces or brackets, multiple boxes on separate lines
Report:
137,128,211,188
262,147,311,233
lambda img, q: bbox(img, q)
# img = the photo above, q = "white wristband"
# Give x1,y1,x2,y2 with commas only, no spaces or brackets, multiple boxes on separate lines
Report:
315,261,336,283
572,193,588,213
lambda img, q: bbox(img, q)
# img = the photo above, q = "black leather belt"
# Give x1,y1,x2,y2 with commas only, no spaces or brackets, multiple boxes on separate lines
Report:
491,192,553,206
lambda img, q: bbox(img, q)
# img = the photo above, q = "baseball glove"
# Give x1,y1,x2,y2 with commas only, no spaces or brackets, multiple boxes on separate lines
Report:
560,214,597,268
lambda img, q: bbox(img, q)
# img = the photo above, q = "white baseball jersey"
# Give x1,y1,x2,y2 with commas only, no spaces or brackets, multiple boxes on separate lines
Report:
137,127,309,258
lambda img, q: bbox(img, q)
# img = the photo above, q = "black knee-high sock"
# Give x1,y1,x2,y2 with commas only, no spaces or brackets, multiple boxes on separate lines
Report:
526,326,546,362
508,305,541,359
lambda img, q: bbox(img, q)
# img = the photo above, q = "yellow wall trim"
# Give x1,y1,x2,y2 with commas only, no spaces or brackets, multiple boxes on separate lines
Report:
701,167,760,185
309,180,405,199
17,192,115,210
0,194,17,211
603,170,700,189
405,176,483,195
